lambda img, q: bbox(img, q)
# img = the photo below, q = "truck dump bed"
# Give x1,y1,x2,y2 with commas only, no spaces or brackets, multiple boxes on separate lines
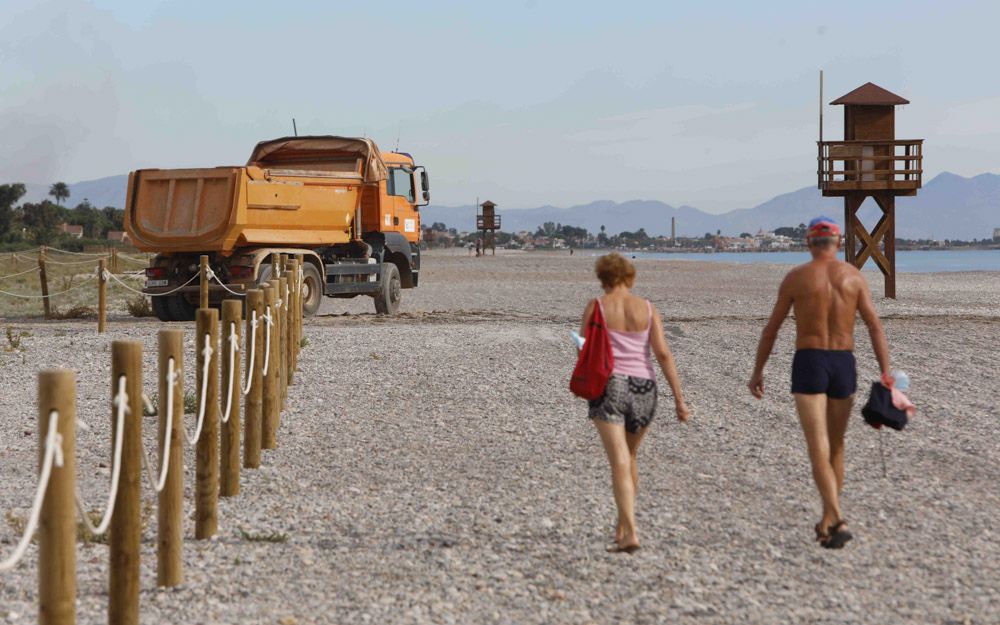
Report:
125,137,388,254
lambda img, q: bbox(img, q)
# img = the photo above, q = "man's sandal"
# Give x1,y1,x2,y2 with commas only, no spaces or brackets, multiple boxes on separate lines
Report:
823,520,853,549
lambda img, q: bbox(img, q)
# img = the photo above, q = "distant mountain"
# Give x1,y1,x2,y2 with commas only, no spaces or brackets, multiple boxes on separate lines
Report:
7,171,999,240
20,175,128,208
425,172,1000,241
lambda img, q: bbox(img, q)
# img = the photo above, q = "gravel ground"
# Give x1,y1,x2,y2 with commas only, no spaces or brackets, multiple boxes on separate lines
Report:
1,250,998,624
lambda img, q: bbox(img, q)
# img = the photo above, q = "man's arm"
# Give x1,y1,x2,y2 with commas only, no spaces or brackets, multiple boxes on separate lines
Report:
857,277,890,375
748,275,794,398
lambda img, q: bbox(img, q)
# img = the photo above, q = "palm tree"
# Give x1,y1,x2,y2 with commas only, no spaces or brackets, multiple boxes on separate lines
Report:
49,182,70,206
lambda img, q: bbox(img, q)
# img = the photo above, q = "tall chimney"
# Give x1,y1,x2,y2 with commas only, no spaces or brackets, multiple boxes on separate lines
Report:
671,216,676,244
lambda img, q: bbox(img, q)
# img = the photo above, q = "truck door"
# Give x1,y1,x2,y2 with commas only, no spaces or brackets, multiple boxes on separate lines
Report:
386,167,420,243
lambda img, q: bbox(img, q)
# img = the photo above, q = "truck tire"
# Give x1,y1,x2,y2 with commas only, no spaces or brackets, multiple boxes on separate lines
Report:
300,262,323,317
166,295,197,322
373,263,401,315
152,296,173,322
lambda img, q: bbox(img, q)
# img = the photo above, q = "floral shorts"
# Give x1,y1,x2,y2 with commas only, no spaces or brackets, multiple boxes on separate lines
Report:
588,375,657,433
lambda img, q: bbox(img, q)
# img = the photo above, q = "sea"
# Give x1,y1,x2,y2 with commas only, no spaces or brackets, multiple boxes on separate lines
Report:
623,249,1000,273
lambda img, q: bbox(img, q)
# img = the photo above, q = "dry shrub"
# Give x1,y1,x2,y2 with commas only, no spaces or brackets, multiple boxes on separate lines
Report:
126,296,155,318
50,305,96,320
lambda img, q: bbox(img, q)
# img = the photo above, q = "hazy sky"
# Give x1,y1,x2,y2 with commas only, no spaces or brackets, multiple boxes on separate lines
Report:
1,0,998,212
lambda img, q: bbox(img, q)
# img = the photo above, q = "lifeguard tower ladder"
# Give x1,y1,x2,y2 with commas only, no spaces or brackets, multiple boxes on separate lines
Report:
818,82,923,298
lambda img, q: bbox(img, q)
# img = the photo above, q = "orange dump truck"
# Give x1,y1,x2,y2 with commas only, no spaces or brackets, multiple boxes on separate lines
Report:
124,136,430,321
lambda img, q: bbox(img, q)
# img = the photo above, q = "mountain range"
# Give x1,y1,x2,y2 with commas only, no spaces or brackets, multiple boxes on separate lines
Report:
12,171,1000,241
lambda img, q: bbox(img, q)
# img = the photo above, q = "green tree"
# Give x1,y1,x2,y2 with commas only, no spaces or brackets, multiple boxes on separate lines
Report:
0,183,27,239
48,182,70,206
22,201,65,244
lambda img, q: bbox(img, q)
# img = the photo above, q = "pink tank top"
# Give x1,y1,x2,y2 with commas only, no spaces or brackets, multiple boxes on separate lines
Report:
598,298,656,380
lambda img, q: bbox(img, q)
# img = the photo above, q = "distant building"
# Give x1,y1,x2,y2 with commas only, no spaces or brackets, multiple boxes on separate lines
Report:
994,228,1000,242
106,230,130,243
59,223,84,238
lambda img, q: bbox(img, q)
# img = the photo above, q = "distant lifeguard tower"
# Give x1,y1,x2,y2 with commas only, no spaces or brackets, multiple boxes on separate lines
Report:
818,82,923,298
477,200,501,256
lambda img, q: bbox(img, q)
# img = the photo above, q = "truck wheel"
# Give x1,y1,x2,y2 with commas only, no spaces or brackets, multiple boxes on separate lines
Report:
152,296,173,322
300,263,323,317
166,295,197,322
373,263,401,315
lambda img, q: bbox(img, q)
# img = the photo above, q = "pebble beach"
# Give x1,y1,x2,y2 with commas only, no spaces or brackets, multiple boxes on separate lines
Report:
1,250,998,624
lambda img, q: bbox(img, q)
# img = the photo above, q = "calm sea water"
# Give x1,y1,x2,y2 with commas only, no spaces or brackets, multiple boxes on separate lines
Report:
624,249,1000,273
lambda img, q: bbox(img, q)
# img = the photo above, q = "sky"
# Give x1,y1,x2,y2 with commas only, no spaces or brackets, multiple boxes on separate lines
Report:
1,0,998,212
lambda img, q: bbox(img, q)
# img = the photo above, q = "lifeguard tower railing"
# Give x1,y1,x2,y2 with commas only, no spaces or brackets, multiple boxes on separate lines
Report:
817,139,923,195
476,214,501,230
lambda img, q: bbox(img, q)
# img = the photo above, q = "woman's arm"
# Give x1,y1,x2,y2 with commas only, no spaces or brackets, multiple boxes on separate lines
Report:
579,298,596,336
649,304,690,422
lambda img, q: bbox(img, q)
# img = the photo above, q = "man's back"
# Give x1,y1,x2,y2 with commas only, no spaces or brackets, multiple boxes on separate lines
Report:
786,259,864,351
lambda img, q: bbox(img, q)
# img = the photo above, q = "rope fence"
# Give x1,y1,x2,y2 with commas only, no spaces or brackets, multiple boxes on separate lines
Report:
0,252,306,624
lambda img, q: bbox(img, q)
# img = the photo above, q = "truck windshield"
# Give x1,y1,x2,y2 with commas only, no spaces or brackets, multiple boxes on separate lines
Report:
387,168,414,202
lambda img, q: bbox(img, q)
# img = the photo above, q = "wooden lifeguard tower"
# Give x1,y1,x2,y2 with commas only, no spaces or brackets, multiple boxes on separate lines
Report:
476,200,501,256
818,82,923,298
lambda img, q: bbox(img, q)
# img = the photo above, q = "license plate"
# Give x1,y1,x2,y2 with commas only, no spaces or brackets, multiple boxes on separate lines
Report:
146,279,169,287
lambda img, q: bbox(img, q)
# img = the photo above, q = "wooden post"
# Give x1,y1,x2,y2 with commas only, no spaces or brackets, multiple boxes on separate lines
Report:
220,300,242,497
199,255,209,310
262,286,278,450
195,308,219,539
39,246,51,319
109,341,142,625
97,259,107,333
295,254,305,367
38,370,76,625
244,289,263,468
286,259,298,385
157,330,184,587
278,276,288,408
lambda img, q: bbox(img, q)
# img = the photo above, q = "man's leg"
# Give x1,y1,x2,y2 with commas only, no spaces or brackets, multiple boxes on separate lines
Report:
826,396,853,495
593,419,639,550
794,393,841,532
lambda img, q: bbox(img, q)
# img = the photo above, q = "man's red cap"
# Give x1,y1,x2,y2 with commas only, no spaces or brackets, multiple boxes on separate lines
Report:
806,217,841,239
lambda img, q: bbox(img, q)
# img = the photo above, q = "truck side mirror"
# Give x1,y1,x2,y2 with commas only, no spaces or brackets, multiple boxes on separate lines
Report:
413,166,430,207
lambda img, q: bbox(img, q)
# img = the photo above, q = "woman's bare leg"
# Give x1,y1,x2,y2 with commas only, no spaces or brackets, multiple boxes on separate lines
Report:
594,419,639,550
615,427,648,542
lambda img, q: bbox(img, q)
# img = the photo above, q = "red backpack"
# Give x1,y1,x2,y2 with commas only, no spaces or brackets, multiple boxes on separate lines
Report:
570,299,614,400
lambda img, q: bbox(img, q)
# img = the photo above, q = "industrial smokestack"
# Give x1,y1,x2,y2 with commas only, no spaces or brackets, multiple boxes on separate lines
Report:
671,216,676,243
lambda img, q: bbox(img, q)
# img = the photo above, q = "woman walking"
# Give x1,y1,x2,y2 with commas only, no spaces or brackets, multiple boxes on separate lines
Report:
580,253,689,553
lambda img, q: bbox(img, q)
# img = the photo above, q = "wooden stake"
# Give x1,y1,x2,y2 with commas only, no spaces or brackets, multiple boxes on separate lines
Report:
98,259,107,334
199,255,209,310
157,329,184,587
220,300,242,497
286,260,299,383
39,246,51,319
109,341,142,625
262,286,278,450
195,308,219,539
38,369,76,625
244,289,263,468
295,254,305,366
278,276,288,409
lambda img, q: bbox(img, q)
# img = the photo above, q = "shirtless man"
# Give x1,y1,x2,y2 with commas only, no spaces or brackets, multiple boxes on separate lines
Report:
748,216,890,549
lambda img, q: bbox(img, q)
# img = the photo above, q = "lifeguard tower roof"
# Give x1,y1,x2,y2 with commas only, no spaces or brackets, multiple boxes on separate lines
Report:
830,82,909,106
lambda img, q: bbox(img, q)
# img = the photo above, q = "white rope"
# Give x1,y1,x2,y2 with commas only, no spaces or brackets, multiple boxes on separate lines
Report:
103,270,198,297
205,268,247,298
184,334,213,446
38,256,110,266
261,307,273,376
220,323,238,424
241,312,258,395
139,360,178,493
46,248,106,256
0,274,96,299
0,411,64,572
0,266,40,281
75,376,128,537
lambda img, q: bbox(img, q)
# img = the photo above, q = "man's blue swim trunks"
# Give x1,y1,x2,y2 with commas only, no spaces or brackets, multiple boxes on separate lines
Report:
791,349,857,399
